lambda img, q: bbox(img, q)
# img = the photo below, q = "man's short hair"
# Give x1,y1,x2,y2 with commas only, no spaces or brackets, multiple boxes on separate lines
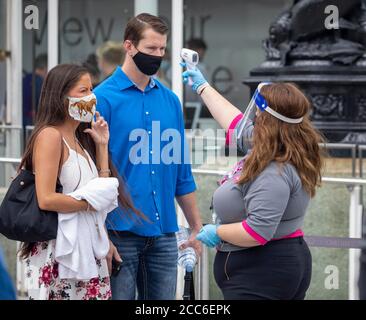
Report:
96,41,124,66
82,54,100,78
124,13,169,46
186,38,207,51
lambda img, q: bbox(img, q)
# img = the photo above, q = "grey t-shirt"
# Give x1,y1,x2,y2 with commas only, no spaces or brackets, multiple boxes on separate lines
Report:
213,115,310,252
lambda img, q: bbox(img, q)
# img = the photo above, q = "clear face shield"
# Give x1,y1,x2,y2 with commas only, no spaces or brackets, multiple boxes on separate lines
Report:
236,82,304,141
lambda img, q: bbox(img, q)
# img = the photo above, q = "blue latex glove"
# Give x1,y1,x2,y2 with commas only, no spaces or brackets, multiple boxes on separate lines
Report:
181,62,208,93
196,224,221,248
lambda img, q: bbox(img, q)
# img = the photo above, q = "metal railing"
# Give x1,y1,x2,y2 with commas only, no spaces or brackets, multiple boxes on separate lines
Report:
319,143,357,177
0,125,34,151
0,124,361,175
0,157,22,165
185,133,359,172
0,125,23,130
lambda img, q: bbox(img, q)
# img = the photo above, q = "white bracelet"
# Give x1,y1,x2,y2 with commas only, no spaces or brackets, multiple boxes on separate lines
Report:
98,169,111,176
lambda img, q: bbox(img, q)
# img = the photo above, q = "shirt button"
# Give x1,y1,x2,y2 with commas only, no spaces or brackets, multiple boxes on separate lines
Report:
151,171,155,174
148,131,152,135
156,217,160,220
153,191,156,195
150,150,153,154
146,111,149,115
156,213,159,216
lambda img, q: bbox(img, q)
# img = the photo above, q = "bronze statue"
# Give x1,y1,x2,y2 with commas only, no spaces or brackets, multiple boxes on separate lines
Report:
263,0,366,66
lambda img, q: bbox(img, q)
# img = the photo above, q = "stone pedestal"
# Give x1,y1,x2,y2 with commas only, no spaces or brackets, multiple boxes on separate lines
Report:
243,62,366,144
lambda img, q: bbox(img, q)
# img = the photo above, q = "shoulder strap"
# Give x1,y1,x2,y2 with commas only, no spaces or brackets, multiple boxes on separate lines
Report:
57,135,65,180
61,137,72,150
75,138,87,152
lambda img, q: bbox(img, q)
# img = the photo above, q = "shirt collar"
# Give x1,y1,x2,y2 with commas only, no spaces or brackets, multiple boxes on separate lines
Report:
113,67,159,91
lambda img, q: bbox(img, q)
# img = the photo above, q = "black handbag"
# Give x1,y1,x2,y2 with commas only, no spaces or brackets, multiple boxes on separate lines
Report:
0,169,63,242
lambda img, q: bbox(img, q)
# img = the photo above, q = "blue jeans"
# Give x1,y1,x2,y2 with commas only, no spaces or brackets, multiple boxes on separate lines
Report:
108,231,178,300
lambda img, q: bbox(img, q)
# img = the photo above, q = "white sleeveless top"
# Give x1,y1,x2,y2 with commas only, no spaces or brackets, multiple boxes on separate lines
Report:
55,138,110,280
59,138,98,193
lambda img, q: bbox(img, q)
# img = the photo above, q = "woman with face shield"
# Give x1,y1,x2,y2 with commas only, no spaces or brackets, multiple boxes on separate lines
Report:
18,64,142,300
182,67,324,300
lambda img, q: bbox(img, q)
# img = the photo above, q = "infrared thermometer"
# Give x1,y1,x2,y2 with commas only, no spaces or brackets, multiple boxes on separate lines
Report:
181,48,199,85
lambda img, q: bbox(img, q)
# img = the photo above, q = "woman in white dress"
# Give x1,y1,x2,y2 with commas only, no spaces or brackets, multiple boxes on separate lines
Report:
18,64,141,300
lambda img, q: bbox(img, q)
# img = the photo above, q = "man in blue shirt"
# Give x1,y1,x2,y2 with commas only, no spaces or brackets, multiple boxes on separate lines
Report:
0,246,16,300
94,13,202,300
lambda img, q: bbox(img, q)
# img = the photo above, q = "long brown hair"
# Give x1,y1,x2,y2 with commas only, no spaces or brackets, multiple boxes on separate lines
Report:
238,82,325,197
19,64,144,259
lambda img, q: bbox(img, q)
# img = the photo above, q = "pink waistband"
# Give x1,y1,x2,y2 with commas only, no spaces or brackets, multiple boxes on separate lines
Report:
272,229,304,241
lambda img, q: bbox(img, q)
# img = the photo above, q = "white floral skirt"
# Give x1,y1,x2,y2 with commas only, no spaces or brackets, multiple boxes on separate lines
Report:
25,240,111,300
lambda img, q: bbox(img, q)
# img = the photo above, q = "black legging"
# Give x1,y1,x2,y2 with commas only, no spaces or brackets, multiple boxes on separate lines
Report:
214,237,312,300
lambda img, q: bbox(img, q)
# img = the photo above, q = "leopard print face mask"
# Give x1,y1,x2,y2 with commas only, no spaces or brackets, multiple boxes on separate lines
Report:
67,93,97,123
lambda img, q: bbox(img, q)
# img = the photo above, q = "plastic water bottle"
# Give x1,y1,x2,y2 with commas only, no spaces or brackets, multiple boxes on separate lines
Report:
176,226,197,272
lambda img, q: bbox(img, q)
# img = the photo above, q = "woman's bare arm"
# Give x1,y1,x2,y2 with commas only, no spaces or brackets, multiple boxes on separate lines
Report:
33,127,89,213
200,85,242,130
183,69,242,130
